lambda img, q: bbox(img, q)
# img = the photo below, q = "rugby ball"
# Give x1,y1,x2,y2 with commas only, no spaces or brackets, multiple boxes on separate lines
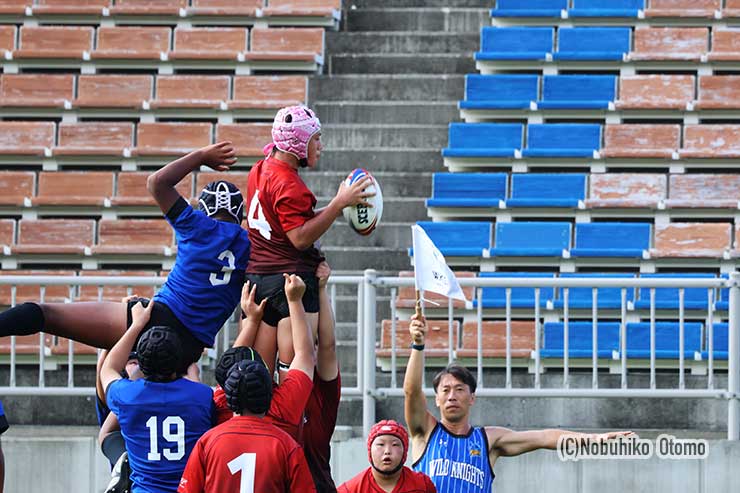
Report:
342,168,383,236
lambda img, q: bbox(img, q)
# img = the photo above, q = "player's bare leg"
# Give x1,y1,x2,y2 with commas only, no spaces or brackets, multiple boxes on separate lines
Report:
276,312,318,383
253,320,279,377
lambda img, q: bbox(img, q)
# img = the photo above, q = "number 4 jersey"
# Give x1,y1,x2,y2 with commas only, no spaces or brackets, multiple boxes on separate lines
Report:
178,415,316,493
245,156,324,274
154,197,250,347
107,377,215,493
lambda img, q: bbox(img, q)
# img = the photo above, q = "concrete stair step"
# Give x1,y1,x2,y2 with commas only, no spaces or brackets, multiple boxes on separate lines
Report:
309,74,465,102
302,170,432,198
323,123,448,148
317,197,427,222
326,31,480,54
330,53,477,75
317,148,443,173
347,0,491,7
314,100,459,125
321,246,411,272
344,8,490,33
322,222,412,249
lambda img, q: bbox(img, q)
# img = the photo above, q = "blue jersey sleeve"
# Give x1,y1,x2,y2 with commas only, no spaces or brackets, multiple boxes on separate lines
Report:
165,198,213,242
0,399,7,434
105,378,130,417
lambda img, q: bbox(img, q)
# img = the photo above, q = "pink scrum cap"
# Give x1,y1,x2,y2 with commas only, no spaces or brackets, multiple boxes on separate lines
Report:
271,105,321,161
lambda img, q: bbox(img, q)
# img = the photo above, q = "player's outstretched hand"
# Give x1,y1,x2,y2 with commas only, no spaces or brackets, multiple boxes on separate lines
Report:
130,299,154,328
201,141,237,172
241,280,267,321
316,261,331,289
284,274,306,303
409,313,427,345
334,175,375,209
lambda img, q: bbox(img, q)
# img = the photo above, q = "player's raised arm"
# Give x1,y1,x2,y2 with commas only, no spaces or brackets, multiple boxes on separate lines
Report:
234,281,267,348
488,427,634,459
147,141,237,214
316,261,338,381
100,300,153,398
403,314,436,441
285,274,316,379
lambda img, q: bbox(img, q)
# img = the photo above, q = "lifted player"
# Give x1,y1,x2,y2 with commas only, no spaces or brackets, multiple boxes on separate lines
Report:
0,142,249,372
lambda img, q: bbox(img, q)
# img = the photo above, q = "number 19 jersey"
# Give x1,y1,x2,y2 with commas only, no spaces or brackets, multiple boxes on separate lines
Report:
245,156,324,274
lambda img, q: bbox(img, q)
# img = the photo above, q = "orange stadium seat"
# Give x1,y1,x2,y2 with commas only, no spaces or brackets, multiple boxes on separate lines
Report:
0,1,29,15
0,171,34,206
0,121,55,156
149,75,230,109
14,26,94,59
724,0,740,17
246,28,324,62
76,269,157,302
262,0,340,17
695,76,740,109
0,334,51,355
458,321,535,359
93,26,170,61
109,0,186,15
680,125,740,158
644,0,719,18
0,219,14,247
0,74,74,108
394,271,475,310
215,123,273,157
188,0,261,16
33,171,114,206
0,25,15,54
54,122,133,157
586,173,666,209
708,30,740,61
615,75,694,110
0,270,76,305
230,75,307,110
50,337,97,356
377,319,457,359
170,27,247,60
134,122,212,156
75,75,152,109
195,171,249,196
629,27,708,61
32,0,110,15
14,219,94,254
600,124,680,159
651,223,732,258
93,219,173,255
666,174,740,209
112,172,193,206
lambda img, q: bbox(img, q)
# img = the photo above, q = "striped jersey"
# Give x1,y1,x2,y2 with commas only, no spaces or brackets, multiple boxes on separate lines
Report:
413,423,494,493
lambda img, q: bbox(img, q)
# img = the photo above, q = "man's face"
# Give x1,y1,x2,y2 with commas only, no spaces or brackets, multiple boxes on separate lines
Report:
370,435,404,473
435,373,475,423
306,133,322,168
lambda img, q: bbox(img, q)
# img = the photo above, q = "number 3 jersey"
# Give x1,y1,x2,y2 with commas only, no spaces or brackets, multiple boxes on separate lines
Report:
107,378,215,493
154,197,250,347
245,156,324,274
178,415,316,493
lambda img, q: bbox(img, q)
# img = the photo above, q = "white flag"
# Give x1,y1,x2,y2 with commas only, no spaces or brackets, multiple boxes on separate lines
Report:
412,224,468,302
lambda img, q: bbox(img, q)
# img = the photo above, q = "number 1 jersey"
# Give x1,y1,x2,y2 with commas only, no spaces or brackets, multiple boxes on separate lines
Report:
245,156,324,274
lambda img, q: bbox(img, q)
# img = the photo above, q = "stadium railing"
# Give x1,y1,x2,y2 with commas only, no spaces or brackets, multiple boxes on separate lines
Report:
1,273,740,440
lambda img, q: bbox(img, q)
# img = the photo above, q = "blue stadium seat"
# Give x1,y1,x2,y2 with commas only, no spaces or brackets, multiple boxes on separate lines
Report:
426,173,507,208
442,123,523,158
521,124,601,158
553,27,631,61
475,272,555,308
541,321,620,358
569,0,644,18
488,221,571,257
459,74,539,110
700,322,728,360
570,223,651,258
537,75,617,109
624,322,702,359
553,273,636,309
475,27,554,61
491,0,567,18
634,273,716,311
506,173,586,208
409,221,491,257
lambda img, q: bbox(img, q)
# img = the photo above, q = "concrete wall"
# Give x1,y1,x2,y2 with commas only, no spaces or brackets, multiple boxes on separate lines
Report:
3,427,740,493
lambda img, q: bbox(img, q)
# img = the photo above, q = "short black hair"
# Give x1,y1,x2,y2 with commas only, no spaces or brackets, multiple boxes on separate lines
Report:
432,364,477,394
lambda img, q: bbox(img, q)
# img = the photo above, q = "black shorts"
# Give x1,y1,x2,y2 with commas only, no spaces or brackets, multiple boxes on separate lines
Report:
245,273,319,327
125,298,205,374
0,413,7,435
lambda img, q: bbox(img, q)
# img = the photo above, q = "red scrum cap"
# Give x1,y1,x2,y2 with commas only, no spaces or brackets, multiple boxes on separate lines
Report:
367,419,409,465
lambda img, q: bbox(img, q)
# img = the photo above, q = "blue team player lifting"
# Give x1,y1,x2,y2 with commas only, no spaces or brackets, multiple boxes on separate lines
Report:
0,140,250,374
